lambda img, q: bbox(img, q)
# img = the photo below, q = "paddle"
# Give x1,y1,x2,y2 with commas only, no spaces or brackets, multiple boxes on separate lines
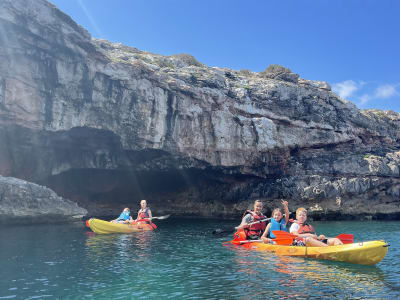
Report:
335,234,354,244
212,217,274,236
135,215,171,222
272,230,354,244
230,237,294,246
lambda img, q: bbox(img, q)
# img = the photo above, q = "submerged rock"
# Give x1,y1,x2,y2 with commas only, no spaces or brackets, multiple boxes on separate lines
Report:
0,175,87,224
0,0,399,220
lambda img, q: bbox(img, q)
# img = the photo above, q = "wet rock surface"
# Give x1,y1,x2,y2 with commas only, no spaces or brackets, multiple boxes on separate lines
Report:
0,175,87,224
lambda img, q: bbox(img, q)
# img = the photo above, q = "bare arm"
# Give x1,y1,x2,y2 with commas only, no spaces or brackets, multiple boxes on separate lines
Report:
292,231,318,239
290,223,317,239
236,214,252,230
261,223,271,239
282,200,289,225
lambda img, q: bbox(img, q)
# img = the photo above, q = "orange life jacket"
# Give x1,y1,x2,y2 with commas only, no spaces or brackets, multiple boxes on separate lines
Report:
243,210,267,238
298,223,315,234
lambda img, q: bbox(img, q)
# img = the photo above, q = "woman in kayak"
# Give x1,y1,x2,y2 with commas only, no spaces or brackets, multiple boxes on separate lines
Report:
261,200,289,243
111,207,132,223
236,200,268,240
135,200,153,224
290,207,343,247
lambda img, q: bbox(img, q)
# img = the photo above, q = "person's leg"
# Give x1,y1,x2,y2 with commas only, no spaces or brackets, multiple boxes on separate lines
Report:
327,238,343,246
304,237,328,247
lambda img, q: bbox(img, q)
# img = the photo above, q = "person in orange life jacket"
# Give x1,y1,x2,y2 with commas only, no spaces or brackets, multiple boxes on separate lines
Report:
111,207,132,223
261,200,289,243
135,200,152,224
236,200,267,240
289,207,343,247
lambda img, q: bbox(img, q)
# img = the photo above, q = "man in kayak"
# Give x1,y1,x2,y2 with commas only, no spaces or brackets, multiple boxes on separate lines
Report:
135,200,153,224
290,207,343,246
261,200,289,243
111,207,132,223
236,200,268,240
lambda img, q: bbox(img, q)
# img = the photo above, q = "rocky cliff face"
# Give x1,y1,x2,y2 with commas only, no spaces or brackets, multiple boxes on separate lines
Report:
0,0,399,220
0,175,87,224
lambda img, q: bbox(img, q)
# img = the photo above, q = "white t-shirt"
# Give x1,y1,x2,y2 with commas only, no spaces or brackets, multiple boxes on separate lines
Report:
289,222,300,233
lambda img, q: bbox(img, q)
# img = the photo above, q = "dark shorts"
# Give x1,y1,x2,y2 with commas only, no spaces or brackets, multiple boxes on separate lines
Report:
292,239,306,246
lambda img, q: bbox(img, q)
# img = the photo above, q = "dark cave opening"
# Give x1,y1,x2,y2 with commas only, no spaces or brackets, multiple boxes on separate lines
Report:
41,167,259,217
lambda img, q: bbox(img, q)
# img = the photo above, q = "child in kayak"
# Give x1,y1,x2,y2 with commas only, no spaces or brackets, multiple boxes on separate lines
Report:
236,200,268,240
290,207,343,246
135,200,153,224
111,207,132,223
261,200,289,243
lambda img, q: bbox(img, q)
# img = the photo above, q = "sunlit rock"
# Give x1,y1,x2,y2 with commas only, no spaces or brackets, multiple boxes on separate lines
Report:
0,0,399,220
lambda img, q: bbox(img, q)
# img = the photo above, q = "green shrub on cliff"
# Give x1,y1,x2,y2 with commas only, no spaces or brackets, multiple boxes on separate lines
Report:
259,64,299,83
169,53,204,67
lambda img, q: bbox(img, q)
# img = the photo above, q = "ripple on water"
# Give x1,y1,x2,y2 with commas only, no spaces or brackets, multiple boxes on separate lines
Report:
0,219,400,299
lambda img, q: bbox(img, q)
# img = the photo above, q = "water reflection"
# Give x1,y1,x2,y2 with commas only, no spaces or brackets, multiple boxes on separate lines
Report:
227,244,388,299
84,231,155,263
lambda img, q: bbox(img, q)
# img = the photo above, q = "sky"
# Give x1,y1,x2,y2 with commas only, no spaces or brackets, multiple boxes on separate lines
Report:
49,0,399,112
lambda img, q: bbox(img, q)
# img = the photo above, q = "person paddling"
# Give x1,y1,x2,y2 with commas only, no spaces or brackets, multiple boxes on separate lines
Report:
111,207,132,223
261,200,289,243
290,207,343,247
135,200,153,224
236,200,267,240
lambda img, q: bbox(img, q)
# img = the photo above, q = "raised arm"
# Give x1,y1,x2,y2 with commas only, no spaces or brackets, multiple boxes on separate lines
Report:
282,200,289,225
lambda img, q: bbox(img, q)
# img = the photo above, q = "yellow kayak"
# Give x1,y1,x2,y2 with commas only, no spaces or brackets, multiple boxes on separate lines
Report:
227,240,389,265
86,218,157,234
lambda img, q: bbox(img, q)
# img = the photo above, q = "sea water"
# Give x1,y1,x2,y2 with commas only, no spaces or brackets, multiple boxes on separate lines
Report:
0,219,399,299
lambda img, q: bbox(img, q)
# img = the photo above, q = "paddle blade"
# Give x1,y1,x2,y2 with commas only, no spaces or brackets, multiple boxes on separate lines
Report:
272,230,296,238
336,234,354,244
272,238,294,246
233,230,247,241
154,214,170,220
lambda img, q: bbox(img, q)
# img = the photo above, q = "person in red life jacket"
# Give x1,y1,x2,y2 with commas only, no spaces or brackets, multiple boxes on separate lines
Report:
236,200,268,240
290,207,343,247
135,199,153,224
261,200,289,243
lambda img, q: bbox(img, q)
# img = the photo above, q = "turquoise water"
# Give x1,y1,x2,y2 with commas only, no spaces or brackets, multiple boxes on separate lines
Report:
1,219,399,299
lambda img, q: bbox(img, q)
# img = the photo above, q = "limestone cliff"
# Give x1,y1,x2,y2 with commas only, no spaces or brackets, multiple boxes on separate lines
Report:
0,175,87,224
0,0,399,220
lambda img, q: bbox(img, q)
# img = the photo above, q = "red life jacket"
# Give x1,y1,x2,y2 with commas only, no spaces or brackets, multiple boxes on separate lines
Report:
297,223,315,234
243,210,267,238
138,208,150,222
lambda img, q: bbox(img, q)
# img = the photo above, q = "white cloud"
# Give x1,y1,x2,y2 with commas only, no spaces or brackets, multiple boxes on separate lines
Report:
332,80,399,108
332,80,359,99
359,94,371,105
374,84,398,99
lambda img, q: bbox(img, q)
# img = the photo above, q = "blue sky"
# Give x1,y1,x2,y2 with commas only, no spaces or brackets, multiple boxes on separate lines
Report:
49,0,399,112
